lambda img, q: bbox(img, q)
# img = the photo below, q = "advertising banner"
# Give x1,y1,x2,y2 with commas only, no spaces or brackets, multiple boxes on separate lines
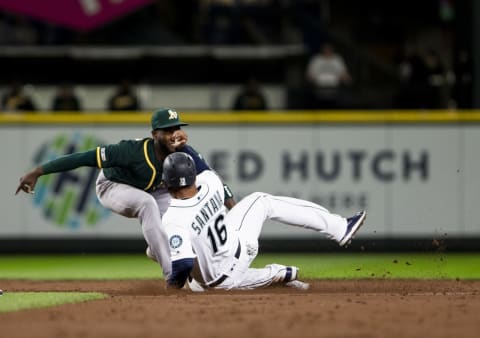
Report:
1,123,479,239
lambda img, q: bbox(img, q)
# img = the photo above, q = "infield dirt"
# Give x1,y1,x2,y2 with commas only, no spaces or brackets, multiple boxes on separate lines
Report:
0,279,479,338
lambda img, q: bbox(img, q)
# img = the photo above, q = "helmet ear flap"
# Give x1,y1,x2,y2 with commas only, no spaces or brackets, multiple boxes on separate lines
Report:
163,152,196,188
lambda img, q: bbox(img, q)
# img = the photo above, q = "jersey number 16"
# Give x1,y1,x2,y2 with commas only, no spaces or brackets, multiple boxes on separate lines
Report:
207,215,227,254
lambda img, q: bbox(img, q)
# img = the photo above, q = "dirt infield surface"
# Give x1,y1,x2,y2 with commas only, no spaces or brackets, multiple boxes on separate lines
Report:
1,279,479,338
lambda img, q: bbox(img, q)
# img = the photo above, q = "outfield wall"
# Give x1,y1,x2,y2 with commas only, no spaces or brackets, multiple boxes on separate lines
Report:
1,111,479,250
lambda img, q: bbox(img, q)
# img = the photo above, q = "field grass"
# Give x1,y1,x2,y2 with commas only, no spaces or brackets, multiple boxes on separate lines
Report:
0,292,106,313
0,254,162,280
0,252,479,280
0,253,478,313
254,253,480,279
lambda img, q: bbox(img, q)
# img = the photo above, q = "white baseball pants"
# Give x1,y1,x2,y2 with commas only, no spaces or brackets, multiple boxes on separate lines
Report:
218,192,348,289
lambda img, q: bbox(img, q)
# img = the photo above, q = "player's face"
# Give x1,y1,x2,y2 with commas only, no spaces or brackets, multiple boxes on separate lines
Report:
152,126,181,153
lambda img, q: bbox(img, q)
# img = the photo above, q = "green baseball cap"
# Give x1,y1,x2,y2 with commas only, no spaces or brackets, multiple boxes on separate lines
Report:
151,108,188,130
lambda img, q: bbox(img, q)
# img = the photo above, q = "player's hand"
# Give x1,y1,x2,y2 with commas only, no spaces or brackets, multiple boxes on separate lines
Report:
172,129,188,149
15,167,43,195
224,198,236,210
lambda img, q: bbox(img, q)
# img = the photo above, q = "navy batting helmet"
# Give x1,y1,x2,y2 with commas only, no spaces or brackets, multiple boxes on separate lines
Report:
162,152,196,188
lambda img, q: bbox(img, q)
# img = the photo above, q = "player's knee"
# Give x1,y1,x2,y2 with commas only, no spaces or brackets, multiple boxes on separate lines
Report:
137,195,158,215
245,241,258,259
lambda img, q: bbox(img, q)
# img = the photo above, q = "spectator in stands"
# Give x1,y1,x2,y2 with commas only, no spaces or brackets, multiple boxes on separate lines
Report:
1,80,36,112
423,49,449,108
394,47,449,109
305,43,352,109
232,77,268,111
452,49,472,109
0,13,11,45
394,46,427,109
0,14,38,45
51,83,82,111
107,79,141,111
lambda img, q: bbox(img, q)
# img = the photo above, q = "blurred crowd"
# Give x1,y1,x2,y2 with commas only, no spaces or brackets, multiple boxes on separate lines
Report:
1,80,142,112
0,0,473,110
1,78,272,112
0,0,312,46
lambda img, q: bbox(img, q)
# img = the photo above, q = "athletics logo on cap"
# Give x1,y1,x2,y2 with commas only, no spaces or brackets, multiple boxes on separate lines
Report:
168,109,178,120
151,108,188,130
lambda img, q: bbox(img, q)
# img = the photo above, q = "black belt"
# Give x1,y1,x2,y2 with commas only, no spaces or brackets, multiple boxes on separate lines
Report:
207,242,241,288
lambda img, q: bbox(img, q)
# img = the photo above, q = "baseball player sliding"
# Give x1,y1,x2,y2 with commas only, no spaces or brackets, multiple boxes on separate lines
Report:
15,108,235,280
161,152,367,291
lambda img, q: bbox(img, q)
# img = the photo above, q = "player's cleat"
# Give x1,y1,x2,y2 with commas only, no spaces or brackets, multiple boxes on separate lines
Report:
339,210,367,247
286,280,310,290
284,267,309,290
186,277,206,292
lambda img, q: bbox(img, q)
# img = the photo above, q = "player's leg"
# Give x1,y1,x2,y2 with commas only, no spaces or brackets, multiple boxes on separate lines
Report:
95,172,172,278
217,264,304,290
151,188,172,217
228,192,348,243
145,189,172,261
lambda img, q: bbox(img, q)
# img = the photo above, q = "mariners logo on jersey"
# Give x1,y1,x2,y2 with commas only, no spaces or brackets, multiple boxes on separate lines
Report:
169,235,183,249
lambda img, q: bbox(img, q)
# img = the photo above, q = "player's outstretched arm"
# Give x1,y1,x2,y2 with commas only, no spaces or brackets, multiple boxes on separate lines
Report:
15,166,43,195
15,149,98,195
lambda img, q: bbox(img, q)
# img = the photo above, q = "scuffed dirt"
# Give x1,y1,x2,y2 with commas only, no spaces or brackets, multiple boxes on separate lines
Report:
1,279,479,338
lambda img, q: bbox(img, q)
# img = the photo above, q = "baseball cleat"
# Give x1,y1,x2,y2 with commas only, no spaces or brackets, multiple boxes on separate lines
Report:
286,280,310,290
186,277,206,292
339,210,367,247
284,266,310,290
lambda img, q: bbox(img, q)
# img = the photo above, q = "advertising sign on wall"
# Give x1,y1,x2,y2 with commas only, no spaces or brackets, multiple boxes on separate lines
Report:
1,124,479,239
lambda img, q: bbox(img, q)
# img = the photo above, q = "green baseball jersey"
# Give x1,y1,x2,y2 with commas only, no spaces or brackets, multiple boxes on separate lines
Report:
41,138,234,198
97,138,163,191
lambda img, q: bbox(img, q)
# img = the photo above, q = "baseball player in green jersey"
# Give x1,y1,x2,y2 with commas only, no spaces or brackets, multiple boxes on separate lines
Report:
15,108,236,280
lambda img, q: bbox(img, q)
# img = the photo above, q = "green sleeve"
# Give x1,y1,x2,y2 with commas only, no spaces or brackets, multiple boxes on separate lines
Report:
223,184,234,200
41,149,98,174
